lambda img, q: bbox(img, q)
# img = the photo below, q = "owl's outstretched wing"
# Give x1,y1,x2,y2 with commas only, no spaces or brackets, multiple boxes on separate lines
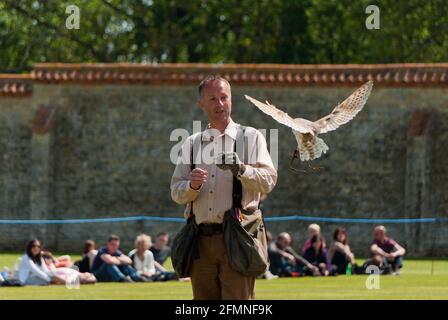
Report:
314,80,373,134
244,94,315,134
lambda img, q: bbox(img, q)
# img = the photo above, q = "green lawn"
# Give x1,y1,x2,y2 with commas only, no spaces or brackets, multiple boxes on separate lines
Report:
1,253,447,300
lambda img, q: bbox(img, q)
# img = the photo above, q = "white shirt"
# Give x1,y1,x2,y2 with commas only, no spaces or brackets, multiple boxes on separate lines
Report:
171,120,277,224
18,254,52,285
128,249,156,276
86,249,98,270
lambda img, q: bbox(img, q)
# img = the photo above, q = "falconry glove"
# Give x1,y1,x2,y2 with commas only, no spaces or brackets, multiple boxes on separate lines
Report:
216,152,246,177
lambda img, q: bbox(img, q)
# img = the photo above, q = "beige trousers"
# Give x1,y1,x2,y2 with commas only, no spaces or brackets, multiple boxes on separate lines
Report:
191,233,255,300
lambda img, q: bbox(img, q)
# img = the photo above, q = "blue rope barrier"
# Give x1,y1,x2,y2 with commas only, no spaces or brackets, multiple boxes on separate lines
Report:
0,215,446,225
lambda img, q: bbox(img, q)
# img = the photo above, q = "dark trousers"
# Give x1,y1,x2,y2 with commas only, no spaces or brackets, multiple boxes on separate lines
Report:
383,256,403,272
269,256,294,276
146,271,178,282
94,263,142,282
332,251,350,275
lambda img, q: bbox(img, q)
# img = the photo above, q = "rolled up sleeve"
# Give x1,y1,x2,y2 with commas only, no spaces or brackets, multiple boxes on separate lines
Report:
238,130,277,194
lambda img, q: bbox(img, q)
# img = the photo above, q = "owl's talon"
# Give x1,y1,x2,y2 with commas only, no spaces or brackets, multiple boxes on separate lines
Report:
289,152,324,174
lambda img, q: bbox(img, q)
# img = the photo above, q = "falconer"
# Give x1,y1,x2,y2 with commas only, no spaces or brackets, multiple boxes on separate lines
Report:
170,75,277,300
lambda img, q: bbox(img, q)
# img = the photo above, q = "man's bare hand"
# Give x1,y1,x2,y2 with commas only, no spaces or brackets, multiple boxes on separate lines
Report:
190,168,208,190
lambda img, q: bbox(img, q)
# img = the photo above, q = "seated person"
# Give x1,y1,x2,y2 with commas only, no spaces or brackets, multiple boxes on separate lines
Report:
150,232,171,267
91,234,145,282
74,240,98,273
17,239,65,286
329,227,360,274
370,225,406,275
43,252,73,268
129,234,177,281
303,235,333,276
302,224,326,254
268,232,319,277
42,251,96,284
261,231,278,280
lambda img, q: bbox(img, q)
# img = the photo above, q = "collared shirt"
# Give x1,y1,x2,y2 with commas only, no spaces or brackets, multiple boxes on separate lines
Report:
171,120,277,224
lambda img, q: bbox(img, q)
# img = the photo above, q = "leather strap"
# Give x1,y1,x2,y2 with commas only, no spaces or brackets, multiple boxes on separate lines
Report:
232,126,246,209
189,125,246,216
190,133,202,215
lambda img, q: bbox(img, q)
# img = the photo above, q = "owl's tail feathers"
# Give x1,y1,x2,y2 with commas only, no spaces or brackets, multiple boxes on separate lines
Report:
298,136,329,161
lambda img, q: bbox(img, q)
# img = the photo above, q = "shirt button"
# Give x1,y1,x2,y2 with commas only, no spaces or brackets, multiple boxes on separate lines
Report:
209,208,212,211
211,174,215,178
210,190,213,194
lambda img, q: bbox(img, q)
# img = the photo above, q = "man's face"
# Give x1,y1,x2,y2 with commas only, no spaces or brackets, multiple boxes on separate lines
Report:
277,236,290,249
107,240,120,253
198,80,232,125
156,235,169,248
374,229,385,242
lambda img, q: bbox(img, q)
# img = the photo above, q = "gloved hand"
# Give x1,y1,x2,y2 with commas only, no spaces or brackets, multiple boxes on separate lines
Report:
216,152,246,176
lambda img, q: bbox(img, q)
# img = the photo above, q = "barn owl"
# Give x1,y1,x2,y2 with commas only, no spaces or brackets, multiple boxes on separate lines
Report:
244,81,373,169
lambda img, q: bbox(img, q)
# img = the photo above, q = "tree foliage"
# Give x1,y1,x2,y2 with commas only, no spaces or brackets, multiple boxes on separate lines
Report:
0,0,447,72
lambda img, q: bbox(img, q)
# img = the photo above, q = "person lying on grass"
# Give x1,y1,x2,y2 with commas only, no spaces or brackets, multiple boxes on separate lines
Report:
42,251,96,284
18,239,69,286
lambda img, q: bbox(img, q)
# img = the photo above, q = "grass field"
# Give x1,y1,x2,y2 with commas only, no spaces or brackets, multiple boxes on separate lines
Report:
1,253,447,300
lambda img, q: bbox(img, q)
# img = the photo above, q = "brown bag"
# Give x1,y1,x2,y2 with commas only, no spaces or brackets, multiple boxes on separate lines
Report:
223,208,269,277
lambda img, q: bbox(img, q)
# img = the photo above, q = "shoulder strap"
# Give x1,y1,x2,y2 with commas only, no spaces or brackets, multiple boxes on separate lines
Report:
232,125,246,209
189,133,203,215
190,133,203,171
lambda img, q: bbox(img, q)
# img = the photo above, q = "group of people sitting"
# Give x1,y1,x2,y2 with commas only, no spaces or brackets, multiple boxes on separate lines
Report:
266,224,406,278
0,224,406,286
0,231,181,286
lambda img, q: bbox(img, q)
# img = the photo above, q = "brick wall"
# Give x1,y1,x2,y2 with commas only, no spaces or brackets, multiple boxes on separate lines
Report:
0,64,447,257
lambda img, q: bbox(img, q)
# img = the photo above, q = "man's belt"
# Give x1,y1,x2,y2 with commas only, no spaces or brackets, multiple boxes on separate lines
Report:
198,223,223,236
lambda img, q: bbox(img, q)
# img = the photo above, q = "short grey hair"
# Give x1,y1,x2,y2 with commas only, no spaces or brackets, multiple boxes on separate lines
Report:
198,75,231,97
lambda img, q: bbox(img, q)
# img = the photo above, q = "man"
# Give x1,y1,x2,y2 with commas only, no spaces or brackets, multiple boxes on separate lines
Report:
171,75,277,300
370,225,406,275
269,232,319,277
150,232,171,266
91,234,145,282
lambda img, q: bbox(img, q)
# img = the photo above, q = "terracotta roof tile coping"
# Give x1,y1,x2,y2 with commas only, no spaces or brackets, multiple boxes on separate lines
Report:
31,63,448,87
0,74,33,97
